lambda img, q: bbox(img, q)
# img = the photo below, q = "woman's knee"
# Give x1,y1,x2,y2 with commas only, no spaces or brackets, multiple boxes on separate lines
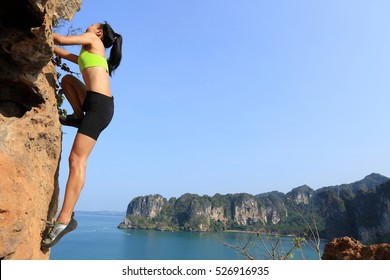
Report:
61,74,74,83
68,152,87,172
61,74,79,87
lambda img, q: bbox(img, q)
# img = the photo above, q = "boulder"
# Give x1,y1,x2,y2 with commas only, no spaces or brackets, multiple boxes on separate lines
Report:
322,237,390,260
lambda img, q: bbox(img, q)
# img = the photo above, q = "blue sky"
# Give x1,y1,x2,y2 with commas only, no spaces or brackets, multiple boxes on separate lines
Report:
57,0,390,211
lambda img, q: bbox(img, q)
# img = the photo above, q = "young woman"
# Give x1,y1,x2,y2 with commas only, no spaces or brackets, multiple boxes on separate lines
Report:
41,22,122,249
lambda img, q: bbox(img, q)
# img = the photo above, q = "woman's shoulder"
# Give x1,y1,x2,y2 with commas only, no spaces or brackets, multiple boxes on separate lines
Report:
81,33,105,52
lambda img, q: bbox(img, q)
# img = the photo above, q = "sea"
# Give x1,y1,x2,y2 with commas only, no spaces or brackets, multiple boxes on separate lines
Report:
50,213,325,260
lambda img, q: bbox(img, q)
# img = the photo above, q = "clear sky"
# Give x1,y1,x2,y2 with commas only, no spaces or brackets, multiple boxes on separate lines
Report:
56,0,390,211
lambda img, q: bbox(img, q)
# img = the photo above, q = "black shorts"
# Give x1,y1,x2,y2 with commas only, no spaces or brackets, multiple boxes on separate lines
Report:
78,91,114,140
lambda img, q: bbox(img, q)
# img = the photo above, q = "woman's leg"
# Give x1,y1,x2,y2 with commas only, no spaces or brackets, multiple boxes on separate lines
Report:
61,74,87,118
56,133,96,224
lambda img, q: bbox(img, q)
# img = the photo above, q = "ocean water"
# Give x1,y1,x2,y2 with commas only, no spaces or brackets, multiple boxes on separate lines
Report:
50,213,325,260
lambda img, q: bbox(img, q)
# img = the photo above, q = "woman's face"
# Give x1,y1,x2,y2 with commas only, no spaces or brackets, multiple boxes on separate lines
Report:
86,23,101,33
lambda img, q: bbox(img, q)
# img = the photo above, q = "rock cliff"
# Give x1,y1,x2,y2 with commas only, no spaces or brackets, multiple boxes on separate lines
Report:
322,237,390,260
316,175,390,243
120,173,390,244
119,192,290,232
0,0,82,260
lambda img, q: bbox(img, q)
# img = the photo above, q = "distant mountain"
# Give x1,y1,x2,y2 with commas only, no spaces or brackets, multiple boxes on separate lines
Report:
76,210,126,217
317,173,389,194
119,173,390,244
315,174,390,243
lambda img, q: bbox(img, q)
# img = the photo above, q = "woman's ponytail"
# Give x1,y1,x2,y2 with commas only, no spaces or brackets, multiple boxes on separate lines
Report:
100,22,123,76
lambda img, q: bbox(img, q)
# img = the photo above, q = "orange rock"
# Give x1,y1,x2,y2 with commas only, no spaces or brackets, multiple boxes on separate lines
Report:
322,237,390,260
0,0,82,260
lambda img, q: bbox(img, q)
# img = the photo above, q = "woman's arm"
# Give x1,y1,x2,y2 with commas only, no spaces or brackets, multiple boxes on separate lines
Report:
53,46,78,64
53,32,95,46
52,32,95,64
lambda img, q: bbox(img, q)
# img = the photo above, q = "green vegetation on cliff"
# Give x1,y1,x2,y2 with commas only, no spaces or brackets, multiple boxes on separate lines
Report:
119,173,390,243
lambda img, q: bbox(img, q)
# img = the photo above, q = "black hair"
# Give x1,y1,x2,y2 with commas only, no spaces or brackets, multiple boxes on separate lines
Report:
99,22,122,76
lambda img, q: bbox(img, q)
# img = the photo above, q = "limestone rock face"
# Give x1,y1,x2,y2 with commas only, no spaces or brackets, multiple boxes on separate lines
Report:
126,195,166,219
53,0,83,21
0,0,82,260
121,174,389,239
287,185,314,205
322,237,390,260
210,207,226,224
232,195,263,226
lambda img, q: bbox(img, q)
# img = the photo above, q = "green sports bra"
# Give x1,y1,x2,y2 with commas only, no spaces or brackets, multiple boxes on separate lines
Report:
78,48,109,73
